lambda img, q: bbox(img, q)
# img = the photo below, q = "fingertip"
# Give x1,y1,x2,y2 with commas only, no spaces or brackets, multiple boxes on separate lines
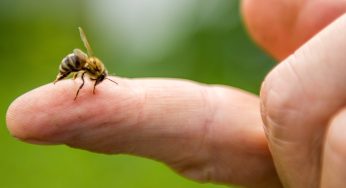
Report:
5,77,136,145
6,96,27,140
6,82,73,143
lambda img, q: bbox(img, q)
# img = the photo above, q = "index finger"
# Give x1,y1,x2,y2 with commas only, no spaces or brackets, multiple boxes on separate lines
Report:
6,77,279,187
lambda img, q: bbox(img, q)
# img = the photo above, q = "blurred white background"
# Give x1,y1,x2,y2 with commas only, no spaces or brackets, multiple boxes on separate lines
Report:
88,0,239,62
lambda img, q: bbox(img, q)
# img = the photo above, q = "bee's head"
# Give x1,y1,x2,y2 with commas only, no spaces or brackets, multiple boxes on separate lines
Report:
99,71,107,81
95,70,108,86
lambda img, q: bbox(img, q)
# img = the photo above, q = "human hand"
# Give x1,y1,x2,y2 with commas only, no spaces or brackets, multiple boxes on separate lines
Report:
6,1,346,188
243,0,346,187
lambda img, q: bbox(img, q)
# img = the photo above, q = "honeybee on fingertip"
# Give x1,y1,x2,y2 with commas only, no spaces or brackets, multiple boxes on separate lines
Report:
53,27,118,100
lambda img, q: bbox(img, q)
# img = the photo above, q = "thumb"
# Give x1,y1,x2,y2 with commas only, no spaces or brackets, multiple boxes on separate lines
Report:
260,13,346,187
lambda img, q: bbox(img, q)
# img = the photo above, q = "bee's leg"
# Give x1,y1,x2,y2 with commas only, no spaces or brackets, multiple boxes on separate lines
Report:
74,72,86,100
72,72,80,80
53,72,69,84
93,80,97,94
92,78,103,94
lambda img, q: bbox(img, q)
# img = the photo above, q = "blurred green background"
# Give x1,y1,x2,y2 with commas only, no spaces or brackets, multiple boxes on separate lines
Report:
0,0,275,188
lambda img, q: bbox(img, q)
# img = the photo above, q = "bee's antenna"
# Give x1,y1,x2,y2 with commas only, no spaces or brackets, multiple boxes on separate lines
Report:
78,27,94,57
106,77,118,85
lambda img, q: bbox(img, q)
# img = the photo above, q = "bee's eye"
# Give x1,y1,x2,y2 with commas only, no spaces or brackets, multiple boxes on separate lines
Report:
99,74,105,81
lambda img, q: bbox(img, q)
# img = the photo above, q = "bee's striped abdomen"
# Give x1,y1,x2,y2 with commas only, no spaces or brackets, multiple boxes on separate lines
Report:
59,53,83,74
54,53,86,84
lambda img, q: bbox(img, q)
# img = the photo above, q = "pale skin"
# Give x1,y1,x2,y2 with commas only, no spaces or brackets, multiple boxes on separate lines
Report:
6,0,346,187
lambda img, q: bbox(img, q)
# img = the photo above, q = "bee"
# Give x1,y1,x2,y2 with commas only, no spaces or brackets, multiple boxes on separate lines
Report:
54,27,118,100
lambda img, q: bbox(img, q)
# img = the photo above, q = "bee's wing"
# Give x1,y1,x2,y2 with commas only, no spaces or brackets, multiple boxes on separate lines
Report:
78,27,94,57
73,49,88,64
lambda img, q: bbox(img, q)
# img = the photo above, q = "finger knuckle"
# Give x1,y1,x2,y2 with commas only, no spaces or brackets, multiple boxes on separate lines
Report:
260,55,309,137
